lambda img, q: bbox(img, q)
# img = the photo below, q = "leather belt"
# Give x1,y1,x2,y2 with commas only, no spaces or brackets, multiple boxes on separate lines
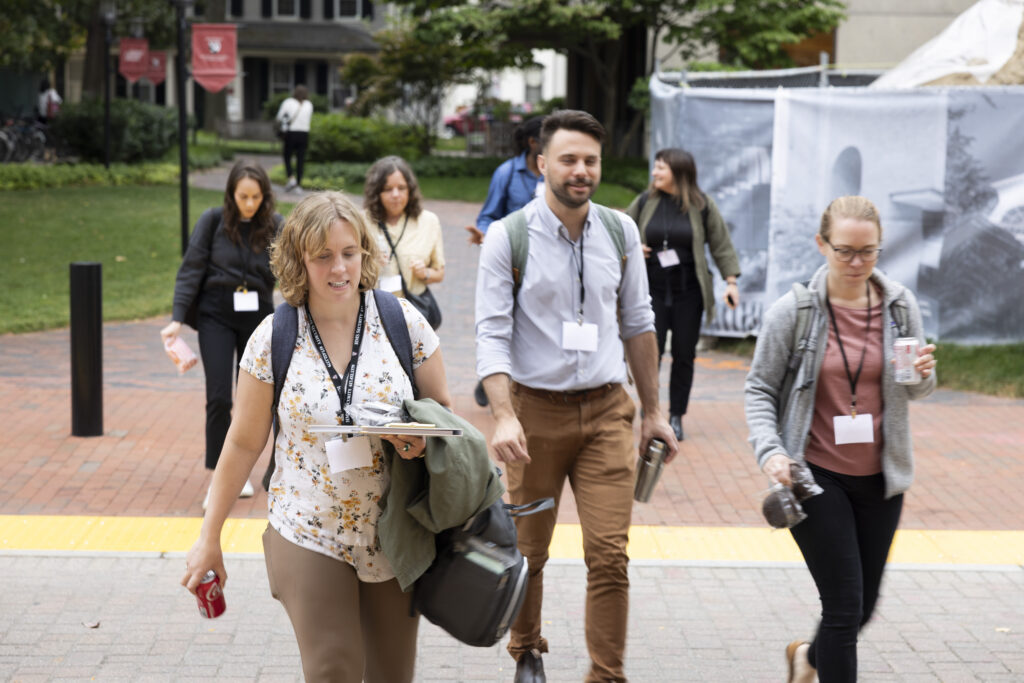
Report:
511,382,618,404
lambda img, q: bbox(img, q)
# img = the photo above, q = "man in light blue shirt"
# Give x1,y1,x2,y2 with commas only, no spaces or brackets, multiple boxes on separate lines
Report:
475,110,679,683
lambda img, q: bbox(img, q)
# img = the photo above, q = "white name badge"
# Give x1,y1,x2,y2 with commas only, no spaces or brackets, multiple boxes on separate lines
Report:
326,436,373,473
380,274,403,292
233,290,259,312
657,249,680,268
833,413,874,445
561,321,598,352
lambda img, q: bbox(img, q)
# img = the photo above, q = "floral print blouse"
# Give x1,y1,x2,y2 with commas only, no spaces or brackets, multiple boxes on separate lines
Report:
240,293,439,582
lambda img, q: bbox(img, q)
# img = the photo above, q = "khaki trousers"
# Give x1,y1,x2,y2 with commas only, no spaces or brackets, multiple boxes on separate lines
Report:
262,526,419,683
506,383,637,683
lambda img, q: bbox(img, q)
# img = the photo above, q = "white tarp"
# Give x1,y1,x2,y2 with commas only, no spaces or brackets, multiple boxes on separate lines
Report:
650,78,1024,343
870,0,1024,89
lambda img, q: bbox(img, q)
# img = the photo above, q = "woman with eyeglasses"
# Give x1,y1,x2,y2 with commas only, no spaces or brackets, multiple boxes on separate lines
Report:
744,196,937,683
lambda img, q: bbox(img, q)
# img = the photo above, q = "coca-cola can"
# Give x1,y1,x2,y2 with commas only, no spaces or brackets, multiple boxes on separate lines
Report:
893,337,921,385
196,570,226,618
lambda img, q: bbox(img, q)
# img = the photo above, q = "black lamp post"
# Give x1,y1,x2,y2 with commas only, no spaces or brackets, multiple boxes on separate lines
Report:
100,0,117,170
171,0,194,257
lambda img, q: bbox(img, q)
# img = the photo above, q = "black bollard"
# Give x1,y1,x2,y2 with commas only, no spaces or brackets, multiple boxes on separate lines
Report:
70,262,103,436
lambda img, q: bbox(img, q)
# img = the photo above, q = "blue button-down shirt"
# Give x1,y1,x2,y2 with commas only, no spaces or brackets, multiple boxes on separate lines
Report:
475,152,544,233
475,198,656,391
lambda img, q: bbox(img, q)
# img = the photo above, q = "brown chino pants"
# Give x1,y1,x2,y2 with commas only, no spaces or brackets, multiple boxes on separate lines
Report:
506,383,637,683
262,526,419,683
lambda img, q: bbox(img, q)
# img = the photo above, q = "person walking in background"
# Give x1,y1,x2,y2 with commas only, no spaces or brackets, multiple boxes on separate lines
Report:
37,79,62,124
160,162,283,509
625,148,740,441
745,196,937,683
475,110,678,683
466,115,545,246
276,84,313,192
181,191,463,682
363,156,445,328
467,115,545,406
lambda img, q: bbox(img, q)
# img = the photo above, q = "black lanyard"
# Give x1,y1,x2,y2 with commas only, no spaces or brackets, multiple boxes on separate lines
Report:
379,216,408,264
305,293,366,424
561,227,586,323
235,224,254,290
824,281,872,417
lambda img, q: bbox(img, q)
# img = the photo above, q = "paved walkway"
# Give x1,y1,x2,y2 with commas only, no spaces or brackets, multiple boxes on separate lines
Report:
1,157,1023,680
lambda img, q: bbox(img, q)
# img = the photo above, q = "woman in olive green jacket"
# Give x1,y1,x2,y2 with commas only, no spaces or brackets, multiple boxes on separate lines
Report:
625,148,740,440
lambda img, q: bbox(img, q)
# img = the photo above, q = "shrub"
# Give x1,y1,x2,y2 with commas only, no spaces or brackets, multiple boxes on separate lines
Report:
307,114,420,163
51,98,177,163
0,163,179,191
262,91,331,120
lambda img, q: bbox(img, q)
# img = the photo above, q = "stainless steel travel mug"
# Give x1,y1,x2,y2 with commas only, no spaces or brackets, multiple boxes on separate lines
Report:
633,438,668,503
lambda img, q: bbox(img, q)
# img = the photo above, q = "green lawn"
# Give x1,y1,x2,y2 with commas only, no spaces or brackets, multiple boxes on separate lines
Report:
1,186,295,334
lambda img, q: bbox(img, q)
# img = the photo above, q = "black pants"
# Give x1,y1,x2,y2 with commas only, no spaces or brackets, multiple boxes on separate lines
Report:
196,289,271,470
283,131,309,185
790,463,903,683
650,281,704,416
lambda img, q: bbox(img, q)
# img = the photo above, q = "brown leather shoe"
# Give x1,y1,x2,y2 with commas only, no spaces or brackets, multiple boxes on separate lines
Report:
514,649,545,683
786,640,815,683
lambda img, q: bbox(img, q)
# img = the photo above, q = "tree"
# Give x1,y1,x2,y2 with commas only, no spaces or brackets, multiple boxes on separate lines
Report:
0,0,87,74
343,14,511,155
389,0,846,155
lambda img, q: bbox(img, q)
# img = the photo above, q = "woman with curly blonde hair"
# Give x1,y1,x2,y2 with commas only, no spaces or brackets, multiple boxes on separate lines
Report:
182,191,453,682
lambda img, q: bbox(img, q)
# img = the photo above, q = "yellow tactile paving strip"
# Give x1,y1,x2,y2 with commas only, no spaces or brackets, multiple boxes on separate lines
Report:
2,516,1022,565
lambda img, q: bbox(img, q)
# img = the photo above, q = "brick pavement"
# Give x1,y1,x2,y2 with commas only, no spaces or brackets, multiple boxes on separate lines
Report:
2,179,1023,528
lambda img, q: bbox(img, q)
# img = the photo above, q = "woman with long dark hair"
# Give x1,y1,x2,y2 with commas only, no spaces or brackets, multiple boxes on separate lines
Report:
625,148,740,440
161,161,283,506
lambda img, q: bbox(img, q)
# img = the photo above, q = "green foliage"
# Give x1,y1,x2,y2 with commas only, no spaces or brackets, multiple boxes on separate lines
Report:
0,163,180,191
1,0,85,73
601,157,650,194
932,342,1024,398
51,98,177,164
307,114,421,163
262,91,332,120
691,0,847,70
686,61,748,72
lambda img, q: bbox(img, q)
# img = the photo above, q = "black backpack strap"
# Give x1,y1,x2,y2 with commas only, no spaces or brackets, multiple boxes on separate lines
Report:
262,302,298,492
373,289,419,398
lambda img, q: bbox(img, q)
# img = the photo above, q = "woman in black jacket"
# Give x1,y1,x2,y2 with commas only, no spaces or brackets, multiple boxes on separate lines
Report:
625,148,741,441
160,161,283,507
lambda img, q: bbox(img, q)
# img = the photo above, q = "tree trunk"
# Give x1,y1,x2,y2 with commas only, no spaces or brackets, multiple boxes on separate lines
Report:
81,13,107,99
202,0,228,133
615,109,645,158
600,40,621,155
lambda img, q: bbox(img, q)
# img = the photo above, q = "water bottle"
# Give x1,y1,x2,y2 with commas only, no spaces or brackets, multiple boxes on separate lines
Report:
633,438,668,503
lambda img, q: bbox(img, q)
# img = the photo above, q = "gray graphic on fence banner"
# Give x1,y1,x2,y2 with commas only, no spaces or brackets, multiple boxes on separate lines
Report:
649,78,1024,344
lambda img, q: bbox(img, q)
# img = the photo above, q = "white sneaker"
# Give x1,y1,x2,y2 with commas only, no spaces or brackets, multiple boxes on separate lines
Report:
239,479,255,498
284,178,297,192
202,486,211,511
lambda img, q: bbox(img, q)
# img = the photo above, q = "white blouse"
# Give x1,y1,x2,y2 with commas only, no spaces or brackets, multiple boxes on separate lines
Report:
240,293,439,581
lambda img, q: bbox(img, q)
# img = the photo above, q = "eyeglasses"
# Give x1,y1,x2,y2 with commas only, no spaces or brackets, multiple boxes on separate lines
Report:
824,238,882,263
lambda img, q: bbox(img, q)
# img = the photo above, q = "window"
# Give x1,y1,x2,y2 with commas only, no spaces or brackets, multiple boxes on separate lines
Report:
277,0,296,16
271,63,293,95
338,0,357,16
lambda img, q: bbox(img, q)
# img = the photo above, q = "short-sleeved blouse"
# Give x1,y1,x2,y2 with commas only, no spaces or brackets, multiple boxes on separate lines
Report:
240,292,440,581
370,209,445,296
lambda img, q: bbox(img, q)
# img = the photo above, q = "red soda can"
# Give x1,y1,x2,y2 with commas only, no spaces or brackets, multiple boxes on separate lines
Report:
196,570,226,618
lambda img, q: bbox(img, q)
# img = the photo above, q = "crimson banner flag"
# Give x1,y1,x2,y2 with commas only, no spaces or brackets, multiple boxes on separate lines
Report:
192,23,237,93
145,51,167,86
118,38,149,84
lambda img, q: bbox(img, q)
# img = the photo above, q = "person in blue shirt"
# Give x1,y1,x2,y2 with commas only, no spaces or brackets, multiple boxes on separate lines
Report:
465,115,545,246
467,116,544,406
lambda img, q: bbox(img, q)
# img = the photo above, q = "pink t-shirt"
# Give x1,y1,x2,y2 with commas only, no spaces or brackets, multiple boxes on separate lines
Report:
805,301,884,476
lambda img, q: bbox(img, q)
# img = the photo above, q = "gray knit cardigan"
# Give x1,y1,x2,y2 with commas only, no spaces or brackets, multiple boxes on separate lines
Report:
744,264,936,499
